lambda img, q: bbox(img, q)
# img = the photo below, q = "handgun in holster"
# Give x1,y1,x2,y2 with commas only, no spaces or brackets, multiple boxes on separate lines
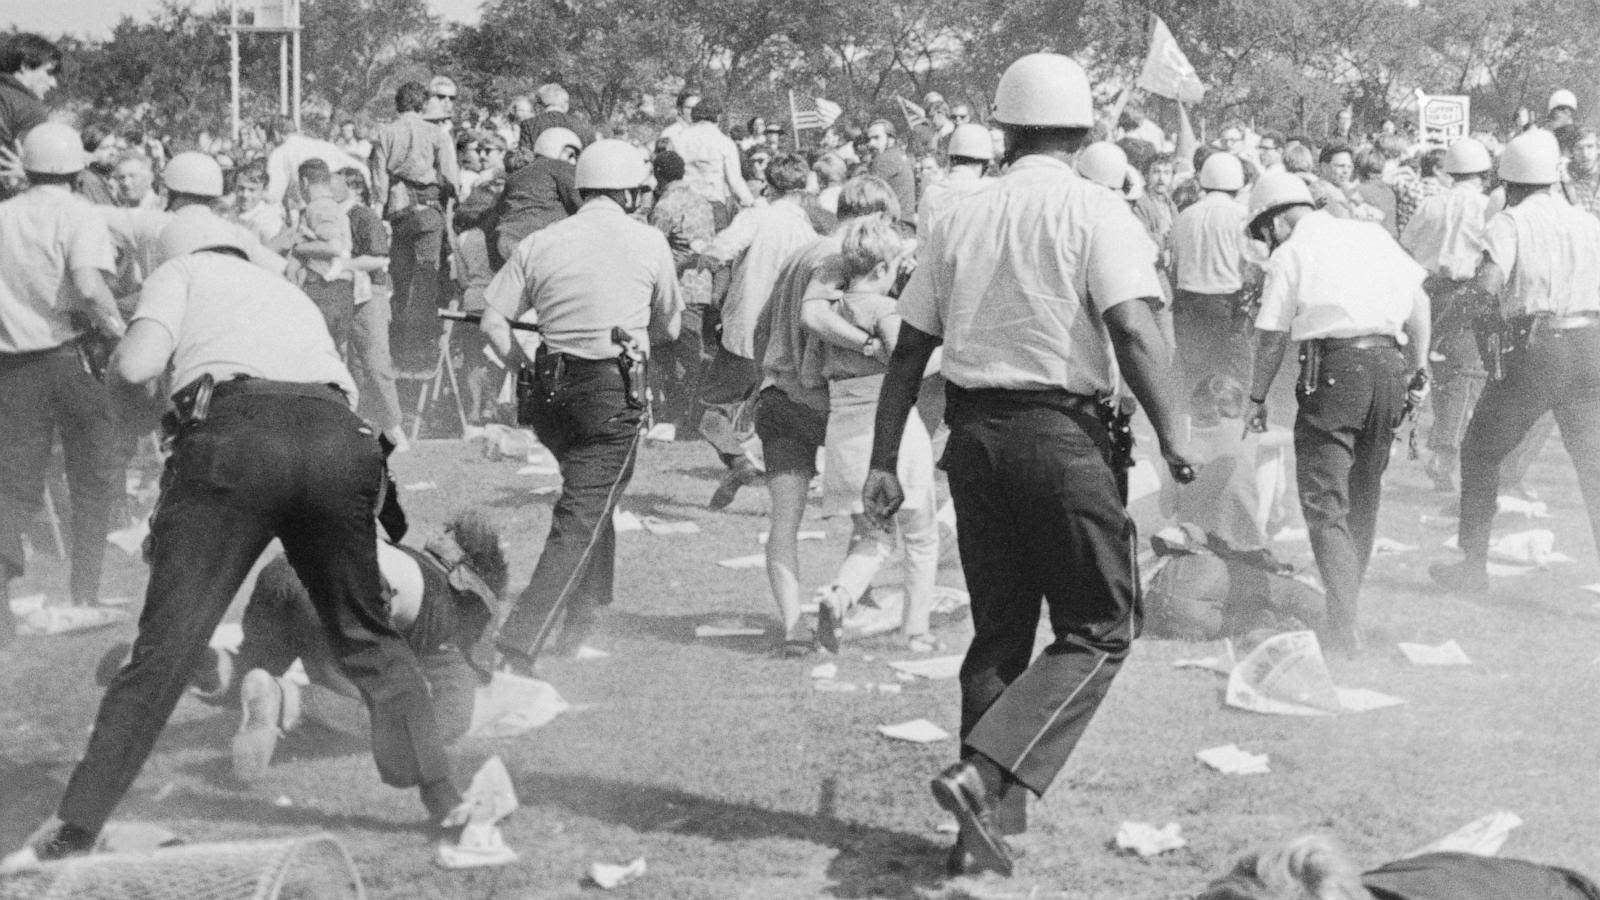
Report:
1297,340,1322,395
517,347,565,425
612,326,647,410
1097,395,1137,504
162,373,216,442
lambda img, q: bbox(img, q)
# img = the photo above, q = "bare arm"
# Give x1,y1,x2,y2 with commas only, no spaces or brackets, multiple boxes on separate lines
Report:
480,305,516,361
861,322,941,527
71,266,125,337
1244,328,1291,433
1405,285,1431,372
110,319,173,385
801,297,873,349
1104,298,1192,478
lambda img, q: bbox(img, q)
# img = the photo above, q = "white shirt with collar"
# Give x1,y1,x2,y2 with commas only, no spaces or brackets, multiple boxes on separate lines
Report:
1255,209,1424,341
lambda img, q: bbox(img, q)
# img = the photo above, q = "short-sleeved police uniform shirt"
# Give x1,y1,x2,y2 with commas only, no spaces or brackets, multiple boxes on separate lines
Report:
0,185,117,354
483,197,682,360
1255,210,1424,341
896,155,1162,394
1482,191,1600,317
135,249,356,398
1171,191,1252,294
1399,181,1490,281
915,168,988,238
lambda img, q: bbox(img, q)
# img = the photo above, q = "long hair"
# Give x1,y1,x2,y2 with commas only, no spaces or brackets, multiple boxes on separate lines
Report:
1197,836,1372,900
447,509,507,598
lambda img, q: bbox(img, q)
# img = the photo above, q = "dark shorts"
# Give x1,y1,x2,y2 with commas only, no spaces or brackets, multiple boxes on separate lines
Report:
754,386,826,476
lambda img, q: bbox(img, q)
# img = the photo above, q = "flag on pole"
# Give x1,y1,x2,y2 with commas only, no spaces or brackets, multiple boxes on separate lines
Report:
1175,102,1199,175
1137,15,1205,104
789,91,842,131
896,95,928,129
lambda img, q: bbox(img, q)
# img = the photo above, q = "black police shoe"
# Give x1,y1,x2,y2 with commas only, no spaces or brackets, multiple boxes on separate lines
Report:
36,823,98,861
929,762,1013,877
1430,560,1488,595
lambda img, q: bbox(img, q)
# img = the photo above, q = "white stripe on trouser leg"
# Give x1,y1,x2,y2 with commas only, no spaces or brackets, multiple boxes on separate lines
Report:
511,426,642,657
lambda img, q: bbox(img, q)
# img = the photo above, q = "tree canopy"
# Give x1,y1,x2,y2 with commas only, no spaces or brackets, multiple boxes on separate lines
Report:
37,0,1600,141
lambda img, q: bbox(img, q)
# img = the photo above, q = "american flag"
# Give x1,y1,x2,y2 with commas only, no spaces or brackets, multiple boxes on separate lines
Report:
895,95,927,129
789,92,842,131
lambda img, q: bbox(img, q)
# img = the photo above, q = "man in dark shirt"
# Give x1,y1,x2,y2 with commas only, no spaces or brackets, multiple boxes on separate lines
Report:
0,34,58,198
520,82,597,150
866,118,917,231
486,126,581,268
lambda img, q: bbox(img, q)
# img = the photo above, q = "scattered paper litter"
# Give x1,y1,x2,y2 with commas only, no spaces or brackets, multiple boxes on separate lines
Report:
274,795,293,807
1582,584,1600,596
1196,744,1270,775
1497,496,1551,519
1397,640,1472,666
1174,641,1238,676
209,622,244,652
436,756,519,869
1485,562,1535,578
95,596,135,607
1419,514,1458,530
1443,535,1459,549
935,820,959,834
1126,457,1162,504
1406,811,1523,858
1273,527,1309,543
588,857,647,890
645,423,676,442
815,680,859,693
1226,632,1405,716
516,464,560,476
870,682,903,695
403,481,437,491
1373,537,1417,554
530,486,560,496
17,605,128,636
694,624,766,638
469,672,569,738
97,822,181,854
6,593,44,616
888,655,964,681
716,554,766,569
810,662,838,680
877,719,950,743
759,530,826,544
930,586,971,615
1115,821,1187,857
574,645,610,660
1490,529,1571,567
107,517,150,557
613,509,643,532
642,517,700,536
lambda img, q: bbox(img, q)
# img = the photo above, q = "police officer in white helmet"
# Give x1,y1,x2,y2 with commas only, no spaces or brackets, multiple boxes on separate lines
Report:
1399,137,1493,492
1547,88,1578,130
31,209,468,860
480,139,681,670
1432,129,1600,594
1243,172,1432,652
0,122,125,642
915,122,994,236
1171,151,1254,391
863,53,1194,877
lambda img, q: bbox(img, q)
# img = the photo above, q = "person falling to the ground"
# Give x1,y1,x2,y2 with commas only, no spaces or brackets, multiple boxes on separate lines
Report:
95,510,507,781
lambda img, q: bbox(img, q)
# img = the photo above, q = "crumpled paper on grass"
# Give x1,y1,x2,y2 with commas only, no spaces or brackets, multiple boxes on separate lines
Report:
1489,529,1572,567
1196,744,1270,774
613,509,643,532
1397,640,1471,666
716,554,766,569
1496,496,1551,519
695,624,766,638
437,757,519,869
469,673,569,738
1174,641,1238,676
1225,632,1405,716
1372,537,1417,554
645,422,676,442
642,517,699,536
17,604,127,636
589,857,647,889
1115,821,1186,857
1406,811,1523,858
878,719,950,743
107,517,150,557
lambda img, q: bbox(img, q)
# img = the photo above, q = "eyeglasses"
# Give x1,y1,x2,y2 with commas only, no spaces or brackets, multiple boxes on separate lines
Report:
952,113,970,121
432,93,457,101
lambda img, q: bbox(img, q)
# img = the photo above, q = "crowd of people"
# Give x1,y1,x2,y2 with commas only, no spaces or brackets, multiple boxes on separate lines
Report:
4,26,1600,895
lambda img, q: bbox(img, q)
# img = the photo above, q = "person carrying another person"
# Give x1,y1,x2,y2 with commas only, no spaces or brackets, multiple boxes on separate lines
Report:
807,217,941,654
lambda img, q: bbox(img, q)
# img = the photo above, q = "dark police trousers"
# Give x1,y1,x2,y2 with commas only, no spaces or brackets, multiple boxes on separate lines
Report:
1293,341,1407,645
942,386,1140,835
1459,320,1600,563
0,345,120,606
497,355,643,661
57,382,455,833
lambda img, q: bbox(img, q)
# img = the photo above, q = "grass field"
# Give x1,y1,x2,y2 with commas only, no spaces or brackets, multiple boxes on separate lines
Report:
3,426,1599,899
